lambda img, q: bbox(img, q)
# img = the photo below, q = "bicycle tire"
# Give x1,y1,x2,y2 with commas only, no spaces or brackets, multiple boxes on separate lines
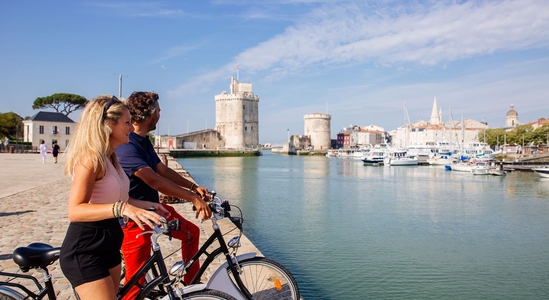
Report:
227,257,300,300
180,289,237,299
0,289,21,300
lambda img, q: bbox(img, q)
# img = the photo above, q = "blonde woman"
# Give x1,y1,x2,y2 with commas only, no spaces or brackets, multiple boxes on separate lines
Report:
59,95,170,300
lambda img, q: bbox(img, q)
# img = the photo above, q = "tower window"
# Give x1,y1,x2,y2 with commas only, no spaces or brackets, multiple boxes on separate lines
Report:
245,126,247,131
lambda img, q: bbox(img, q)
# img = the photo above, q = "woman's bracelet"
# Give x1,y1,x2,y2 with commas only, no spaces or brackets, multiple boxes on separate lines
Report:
119,202,126,218
114,202,119,218
112,203,117,218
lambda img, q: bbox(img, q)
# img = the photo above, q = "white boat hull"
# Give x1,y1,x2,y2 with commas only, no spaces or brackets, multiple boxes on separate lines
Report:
533,168,549,178
428,158,451,166
489,169,506,176
472,168,490,175
385,157,419,166
450,163,473,172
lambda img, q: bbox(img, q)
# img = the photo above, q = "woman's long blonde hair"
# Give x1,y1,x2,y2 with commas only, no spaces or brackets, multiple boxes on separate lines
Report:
64,95,127,176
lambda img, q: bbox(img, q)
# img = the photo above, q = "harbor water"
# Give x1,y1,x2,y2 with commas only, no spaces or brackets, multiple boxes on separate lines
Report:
178,151,549,299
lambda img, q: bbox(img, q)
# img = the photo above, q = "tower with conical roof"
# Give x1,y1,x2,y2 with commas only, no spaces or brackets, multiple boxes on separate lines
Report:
429,97,441,125
505,104,518,127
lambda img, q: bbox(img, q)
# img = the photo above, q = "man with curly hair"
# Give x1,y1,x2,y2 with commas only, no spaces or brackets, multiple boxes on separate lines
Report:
115,91,212,300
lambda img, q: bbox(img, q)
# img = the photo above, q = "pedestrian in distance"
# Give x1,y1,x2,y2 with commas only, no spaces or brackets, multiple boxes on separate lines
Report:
59,95,170,300
115,91,212,300
39,140,47,163
52,141,60,163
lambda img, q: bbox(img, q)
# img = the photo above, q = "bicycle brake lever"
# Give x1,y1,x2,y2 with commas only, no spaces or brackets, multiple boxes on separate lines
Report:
135,230,154,239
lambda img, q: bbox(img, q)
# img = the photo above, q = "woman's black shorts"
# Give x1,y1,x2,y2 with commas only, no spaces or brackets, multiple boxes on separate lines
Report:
60,218,123,288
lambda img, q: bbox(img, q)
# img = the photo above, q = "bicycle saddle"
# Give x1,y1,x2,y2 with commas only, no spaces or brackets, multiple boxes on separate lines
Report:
12,242,61,272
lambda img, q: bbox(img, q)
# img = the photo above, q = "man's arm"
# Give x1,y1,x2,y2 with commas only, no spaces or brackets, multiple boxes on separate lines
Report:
134,166,212,219
156,162,210,198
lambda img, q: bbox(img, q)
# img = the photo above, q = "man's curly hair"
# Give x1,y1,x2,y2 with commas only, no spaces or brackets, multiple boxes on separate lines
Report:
127,91,159,123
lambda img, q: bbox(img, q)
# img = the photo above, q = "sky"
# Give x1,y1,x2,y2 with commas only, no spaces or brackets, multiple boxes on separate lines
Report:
1,0,548,145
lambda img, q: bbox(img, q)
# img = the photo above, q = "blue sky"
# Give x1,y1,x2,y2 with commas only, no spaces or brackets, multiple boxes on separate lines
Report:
1,0,548,145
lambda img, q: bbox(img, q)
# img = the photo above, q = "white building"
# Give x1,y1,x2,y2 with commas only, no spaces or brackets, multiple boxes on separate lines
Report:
505,104,519,129
22,111,76,150
215,77,259,149
350,125,385,148
337,124,385,149
390,98,489,148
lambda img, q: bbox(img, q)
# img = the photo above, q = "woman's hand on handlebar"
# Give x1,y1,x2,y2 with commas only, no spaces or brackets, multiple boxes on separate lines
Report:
123,204,170,230
147,203,171,218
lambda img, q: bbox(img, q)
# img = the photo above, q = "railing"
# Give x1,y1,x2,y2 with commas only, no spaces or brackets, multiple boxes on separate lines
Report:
0,144,35,153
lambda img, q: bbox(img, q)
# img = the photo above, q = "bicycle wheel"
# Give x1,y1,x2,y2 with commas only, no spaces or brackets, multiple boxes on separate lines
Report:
180,289,237,299
0,288,21,300
227,257,300,300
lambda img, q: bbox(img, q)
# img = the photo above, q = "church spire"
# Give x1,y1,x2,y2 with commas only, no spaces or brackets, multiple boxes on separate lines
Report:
430,97,441,125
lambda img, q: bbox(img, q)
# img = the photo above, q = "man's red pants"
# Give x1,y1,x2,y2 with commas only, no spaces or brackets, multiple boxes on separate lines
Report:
121,204,200,300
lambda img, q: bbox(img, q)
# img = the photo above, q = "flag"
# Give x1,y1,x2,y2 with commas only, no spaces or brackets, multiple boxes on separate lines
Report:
236,63,239,70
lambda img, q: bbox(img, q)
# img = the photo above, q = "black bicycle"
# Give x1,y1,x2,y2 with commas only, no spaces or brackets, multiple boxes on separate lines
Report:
165,191,301,300
0,218,236,300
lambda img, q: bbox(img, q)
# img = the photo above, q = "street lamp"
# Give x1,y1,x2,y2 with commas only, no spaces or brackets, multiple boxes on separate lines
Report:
15,123,18,152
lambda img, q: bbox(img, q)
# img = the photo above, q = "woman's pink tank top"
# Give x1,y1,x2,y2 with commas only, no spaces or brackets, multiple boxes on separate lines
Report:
88,158,130,204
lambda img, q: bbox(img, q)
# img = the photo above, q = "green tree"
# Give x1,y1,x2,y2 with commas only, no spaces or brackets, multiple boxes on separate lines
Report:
532,124,549,145
484,128,506,146
32,93,88,116
486,124,549,148
0,112,23,140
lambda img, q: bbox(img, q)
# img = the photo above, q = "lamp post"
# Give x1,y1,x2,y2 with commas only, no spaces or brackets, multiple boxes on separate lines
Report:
15,123,18,152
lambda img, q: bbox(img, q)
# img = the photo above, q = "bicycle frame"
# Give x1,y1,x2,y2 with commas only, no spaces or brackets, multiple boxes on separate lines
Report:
118,246,176,300
118,220,181,300
178,215,255,300
0,269,56,300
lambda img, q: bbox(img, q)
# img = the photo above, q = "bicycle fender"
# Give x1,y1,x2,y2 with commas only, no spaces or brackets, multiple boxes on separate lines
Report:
206,252,257,300
179,283,207,294
0,286,26,299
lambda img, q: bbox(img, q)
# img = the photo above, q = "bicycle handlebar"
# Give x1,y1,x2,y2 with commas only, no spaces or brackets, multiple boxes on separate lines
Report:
192,190,231,221
136,217,180,245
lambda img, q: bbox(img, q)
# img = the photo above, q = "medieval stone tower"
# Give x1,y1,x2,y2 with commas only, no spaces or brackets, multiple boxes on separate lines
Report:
304,113,331,150
215,77,259,148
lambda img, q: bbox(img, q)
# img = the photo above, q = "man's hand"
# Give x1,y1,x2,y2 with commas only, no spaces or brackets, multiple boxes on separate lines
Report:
191,196,212,220
194,186,211,201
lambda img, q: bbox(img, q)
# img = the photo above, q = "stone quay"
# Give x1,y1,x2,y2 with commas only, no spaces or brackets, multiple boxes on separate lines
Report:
0,153,260,299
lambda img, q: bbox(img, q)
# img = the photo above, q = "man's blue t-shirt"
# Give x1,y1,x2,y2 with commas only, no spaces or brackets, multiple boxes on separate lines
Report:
115,132,161,203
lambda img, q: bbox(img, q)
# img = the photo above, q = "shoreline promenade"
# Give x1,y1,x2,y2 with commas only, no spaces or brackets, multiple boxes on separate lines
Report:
0,153,260,299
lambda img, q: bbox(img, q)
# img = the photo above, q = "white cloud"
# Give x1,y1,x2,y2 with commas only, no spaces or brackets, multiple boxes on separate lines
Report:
171,0,549,98
86,2,191,18
149,44,201,64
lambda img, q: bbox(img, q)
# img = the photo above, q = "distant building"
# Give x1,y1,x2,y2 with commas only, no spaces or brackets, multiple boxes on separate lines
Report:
505,104,519,128
215,77,259,149
22,111,76,150
529,118,549,130
390,97,489,147
155,129,224,150
336,124,385,149
352,125,385,148
336,131,351,149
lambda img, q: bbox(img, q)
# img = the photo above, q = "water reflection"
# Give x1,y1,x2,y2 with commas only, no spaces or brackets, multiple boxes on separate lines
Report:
179,154,549,300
